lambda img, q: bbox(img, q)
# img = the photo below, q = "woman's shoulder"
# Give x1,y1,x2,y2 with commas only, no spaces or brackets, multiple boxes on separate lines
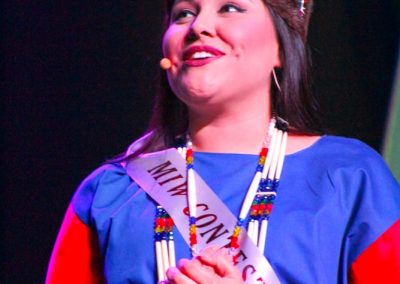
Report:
74,163,131,196
292,135,383,164
317,135,376,151
288,135,398,184
286,135,399,214
71,163,140,226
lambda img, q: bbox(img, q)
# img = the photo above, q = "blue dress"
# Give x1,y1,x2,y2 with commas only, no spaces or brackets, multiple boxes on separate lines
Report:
71,136,400,283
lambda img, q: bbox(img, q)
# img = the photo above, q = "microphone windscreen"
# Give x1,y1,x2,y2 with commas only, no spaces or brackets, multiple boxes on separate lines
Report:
160,58,172,70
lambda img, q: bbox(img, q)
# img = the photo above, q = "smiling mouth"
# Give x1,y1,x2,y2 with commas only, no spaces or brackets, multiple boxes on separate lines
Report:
183,46,225,66
189,51,215,60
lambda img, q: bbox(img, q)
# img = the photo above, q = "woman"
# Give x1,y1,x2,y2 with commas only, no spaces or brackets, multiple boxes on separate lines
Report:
47,0,400,283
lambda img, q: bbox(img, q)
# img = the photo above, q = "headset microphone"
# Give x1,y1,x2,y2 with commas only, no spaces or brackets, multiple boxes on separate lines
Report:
160,58,172,70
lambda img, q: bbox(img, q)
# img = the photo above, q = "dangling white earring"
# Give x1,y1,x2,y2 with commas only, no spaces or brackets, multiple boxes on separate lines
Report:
272,69,281,93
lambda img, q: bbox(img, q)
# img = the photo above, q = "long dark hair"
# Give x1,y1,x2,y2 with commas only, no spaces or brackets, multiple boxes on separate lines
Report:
121,0,323,160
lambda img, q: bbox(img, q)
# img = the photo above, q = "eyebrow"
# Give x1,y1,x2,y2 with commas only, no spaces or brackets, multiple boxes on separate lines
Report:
173,0,194,5
173,0,254,5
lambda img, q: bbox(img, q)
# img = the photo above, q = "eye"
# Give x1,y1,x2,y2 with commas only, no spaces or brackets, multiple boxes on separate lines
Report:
219,3,246,13
172,9,196,23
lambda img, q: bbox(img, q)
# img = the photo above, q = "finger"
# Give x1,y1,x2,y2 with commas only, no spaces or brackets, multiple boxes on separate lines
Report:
178,258,220,283
166,266,197,284
199,246,229,260
199,246,220,256
198,250,238,277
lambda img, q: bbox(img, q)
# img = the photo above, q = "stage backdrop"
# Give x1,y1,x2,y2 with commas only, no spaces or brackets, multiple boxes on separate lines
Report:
1,1,399,283
384,51,400,180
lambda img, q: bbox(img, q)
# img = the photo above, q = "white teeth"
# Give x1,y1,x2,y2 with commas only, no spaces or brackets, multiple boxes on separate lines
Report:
191,51,214,59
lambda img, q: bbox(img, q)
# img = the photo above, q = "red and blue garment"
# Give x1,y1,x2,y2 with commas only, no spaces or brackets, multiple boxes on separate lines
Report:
47,136,400,283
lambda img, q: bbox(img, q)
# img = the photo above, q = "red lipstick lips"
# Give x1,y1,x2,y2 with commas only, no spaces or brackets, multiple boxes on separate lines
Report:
183,45,225,67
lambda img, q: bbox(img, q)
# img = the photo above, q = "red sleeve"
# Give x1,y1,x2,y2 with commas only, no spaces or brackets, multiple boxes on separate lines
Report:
46,205,105,284
349,219,400,284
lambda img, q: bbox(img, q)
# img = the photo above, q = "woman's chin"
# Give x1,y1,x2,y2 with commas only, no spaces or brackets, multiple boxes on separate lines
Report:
179,90,216,106
175,82,222,103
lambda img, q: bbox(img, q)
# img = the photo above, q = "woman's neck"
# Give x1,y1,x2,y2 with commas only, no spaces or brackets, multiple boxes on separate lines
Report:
188,109,271,154
186,105,322,155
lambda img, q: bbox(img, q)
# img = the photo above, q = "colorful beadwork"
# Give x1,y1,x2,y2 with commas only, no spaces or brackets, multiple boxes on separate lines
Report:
154,206,176,282
257,147,268,172
185,126,278,253
155,206,174,242
185,139,198,249
153,119,287,280
230,223,242,249
248,178,279,226
189,220,197,246
186,144,194,169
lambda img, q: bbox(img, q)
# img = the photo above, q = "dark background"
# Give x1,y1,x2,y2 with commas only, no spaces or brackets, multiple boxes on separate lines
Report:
2,1,399,283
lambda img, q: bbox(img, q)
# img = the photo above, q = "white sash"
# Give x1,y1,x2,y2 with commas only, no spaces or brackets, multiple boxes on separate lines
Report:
125,148,281,284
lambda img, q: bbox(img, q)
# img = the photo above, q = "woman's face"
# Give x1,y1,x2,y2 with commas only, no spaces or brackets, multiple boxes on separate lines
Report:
163,0,280,110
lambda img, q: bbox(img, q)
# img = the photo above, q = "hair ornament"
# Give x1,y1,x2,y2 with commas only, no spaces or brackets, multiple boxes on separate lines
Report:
297,0,308,16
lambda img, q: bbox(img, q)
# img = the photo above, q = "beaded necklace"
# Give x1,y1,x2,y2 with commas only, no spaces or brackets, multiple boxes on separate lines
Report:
154,118,288,282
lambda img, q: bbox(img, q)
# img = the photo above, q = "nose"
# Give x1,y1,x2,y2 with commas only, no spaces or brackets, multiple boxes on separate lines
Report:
186,11,216,41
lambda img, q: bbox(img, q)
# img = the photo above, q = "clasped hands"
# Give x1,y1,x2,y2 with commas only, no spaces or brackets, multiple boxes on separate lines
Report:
165,246,244,284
